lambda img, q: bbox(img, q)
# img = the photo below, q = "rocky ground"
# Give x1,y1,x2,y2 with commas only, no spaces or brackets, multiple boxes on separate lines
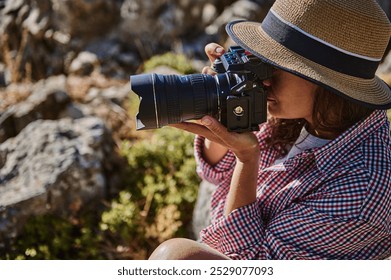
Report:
0,0,390,259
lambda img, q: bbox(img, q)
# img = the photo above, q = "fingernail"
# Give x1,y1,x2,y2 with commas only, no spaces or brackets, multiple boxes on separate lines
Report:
215,47,223,54
201,117,212,126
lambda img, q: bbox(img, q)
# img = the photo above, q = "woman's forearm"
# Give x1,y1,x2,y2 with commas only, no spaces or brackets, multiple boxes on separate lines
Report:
202,139,229,166
224,155,260,217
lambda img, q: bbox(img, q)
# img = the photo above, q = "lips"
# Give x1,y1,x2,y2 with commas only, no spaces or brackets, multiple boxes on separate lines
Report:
267,95,277,102
265,88,276,102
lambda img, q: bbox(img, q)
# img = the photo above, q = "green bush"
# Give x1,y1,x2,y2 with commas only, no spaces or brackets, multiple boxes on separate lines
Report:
143,52,196,74
2,212,103,260
99,127,200,259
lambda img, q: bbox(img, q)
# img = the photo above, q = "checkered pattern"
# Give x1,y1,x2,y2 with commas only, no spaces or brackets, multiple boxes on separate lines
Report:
194,110,391,259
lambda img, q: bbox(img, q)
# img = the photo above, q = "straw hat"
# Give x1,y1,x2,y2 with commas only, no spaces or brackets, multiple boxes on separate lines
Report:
226,0,391,109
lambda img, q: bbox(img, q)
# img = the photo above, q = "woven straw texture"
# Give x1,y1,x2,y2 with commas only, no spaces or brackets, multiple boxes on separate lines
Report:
272,0,390,58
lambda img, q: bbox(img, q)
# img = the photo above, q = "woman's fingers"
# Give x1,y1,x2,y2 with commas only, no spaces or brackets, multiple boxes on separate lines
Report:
201,66,217,75
202,43,226,74
170,116,260,163
199,116,260,162
199,116,229,143
204,43,225,63
172,116,237,149
169,121,224,145
202,43,225,75
169,116,232,147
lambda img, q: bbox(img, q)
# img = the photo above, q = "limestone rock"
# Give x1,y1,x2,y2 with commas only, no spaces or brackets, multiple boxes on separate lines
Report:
191,180,215,239
69,51,99,76
0,117,112,243
0,75,70,143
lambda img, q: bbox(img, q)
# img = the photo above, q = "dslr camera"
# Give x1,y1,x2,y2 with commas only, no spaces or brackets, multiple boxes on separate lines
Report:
130,46,272,132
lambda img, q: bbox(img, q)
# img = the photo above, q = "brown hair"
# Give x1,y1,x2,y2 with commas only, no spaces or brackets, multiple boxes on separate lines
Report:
265,87,375,156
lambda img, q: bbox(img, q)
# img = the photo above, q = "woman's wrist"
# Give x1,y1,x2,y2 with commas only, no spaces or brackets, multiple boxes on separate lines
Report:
233,144,261,164
224,156,259,216
202,138,229,166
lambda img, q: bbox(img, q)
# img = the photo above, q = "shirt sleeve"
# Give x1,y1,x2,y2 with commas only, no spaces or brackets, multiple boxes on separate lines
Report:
194,135,236,185
193,123,271,185
200,190,390,260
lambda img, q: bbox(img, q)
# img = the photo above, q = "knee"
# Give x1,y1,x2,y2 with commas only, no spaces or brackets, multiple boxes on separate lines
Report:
148,238,229,260
148,238,182,260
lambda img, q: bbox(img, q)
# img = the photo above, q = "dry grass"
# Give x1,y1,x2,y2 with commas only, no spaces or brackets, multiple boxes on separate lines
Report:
0,82,33,110
66,72,126,101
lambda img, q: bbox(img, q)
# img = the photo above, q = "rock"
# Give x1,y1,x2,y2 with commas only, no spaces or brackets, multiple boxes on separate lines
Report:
51,0,121,38
191,180,216,239
0,1,5,9
61,103,88,119
69,51,99,76
0,0,67,82
0,117,113,244
108,0,274,62
83,37,140,79
0,0,116,80
0,75,70,143
85,84,130,106
377,52,391,74
1,0,24,14
80,83,134,139
22,1,51,37
206,0,273,36
0,63,10,87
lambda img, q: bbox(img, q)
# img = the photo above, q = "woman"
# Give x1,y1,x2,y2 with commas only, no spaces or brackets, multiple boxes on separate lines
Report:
149,0,391,259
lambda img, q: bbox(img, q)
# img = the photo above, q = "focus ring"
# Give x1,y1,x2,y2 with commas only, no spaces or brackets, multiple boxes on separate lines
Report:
165,75,181,124
190,74,207,119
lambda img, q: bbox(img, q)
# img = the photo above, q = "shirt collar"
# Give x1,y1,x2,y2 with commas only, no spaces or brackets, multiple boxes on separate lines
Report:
314,110,389,174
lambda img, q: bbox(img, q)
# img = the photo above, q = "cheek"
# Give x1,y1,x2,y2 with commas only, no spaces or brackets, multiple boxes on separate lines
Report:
300,94,315,111
294,91,315,114
274,90,315,118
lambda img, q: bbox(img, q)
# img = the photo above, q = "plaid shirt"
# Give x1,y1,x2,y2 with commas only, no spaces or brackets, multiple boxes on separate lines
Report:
194,110,391,259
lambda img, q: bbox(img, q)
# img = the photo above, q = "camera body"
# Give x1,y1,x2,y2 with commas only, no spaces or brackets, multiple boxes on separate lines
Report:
130,46,272,132
212,46,272,132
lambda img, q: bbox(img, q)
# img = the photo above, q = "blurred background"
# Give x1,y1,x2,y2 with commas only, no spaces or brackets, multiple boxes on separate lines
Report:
0,0,390,259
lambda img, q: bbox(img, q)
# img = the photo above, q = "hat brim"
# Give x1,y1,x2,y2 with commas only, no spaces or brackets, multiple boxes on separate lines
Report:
226,20,391,109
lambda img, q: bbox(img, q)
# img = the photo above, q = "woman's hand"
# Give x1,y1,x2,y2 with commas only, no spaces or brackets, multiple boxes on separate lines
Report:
170,116,260,164
202,42,225,75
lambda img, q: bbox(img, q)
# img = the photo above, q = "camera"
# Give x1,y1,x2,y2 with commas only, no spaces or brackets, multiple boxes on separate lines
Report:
130,46,272,132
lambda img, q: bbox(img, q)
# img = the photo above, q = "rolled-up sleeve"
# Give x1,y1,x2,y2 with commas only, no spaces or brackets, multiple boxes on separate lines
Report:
194,135,236,185
200,201,265,259
193,124,271,185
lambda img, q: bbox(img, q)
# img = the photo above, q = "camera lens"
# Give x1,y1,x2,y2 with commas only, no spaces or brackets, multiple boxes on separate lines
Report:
130,73,235,130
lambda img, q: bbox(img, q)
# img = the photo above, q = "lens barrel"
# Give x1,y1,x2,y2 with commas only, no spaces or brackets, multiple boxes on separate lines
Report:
130,73,233,130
